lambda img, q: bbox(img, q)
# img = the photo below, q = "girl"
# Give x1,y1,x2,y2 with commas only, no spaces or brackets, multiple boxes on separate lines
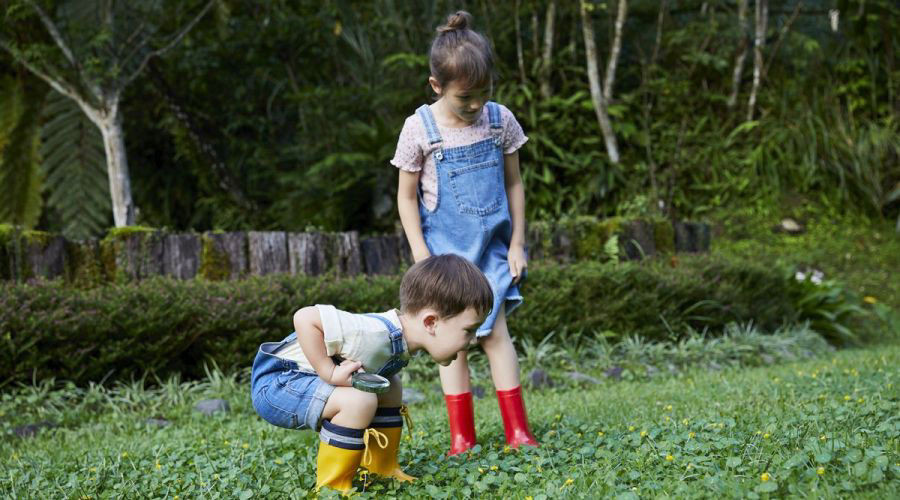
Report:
392,10,538,455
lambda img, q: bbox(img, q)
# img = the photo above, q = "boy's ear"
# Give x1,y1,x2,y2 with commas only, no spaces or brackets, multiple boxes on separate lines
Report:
423,310,438,336
428,76,442,96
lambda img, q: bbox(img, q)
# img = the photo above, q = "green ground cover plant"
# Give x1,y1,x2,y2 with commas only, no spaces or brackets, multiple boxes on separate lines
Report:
3,343,898,498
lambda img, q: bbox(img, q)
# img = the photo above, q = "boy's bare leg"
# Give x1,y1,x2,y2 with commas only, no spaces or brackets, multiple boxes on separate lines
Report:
377,375,404,406
479,306,521,390
439,350,471,394
322,387,378,428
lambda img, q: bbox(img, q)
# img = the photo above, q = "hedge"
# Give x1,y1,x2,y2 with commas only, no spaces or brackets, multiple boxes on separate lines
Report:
1,255,802,386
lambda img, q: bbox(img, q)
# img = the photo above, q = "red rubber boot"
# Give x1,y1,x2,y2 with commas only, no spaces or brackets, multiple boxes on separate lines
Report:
496,386,539,448
444,392,477,456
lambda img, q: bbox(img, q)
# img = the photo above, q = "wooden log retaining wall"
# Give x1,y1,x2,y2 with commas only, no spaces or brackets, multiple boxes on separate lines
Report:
0,218,710,284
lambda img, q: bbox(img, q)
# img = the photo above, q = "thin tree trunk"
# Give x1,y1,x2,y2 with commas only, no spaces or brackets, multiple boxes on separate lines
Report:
514,0,527,84
539,0,557,99
603,0,627,101
727,0,749,108
761,2,802,84
94,103,135,227
650,0,667,68
747,0,768,121
580,1,619,164
531,3,539,65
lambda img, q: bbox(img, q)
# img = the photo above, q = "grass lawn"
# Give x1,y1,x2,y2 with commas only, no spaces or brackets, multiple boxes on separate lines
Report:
3,343,898,499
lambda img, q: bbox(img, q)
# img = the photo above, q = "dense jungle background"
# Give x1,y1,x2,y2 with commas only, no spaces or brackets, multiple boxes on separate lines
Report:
1,0,896,238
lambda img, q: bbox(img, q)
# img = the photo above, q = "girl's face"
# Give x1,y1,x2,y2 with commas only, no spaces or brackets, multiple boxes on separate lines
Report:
430,77,492,125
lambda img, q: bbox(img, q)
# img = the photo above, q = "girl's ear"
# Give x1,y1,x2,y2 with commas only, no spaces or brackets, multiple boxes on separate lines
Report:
428,76,442,96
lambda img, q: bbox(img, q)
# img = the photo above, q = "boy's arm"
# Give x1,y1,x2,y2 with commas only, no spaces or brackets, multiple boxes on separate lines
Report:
397,169,431,262
293,306,360,386
504,151,527,282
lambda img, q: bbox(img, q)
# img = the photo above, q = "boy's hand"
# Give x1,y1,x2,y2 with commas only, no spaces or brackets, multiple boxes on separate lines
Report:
508,244,527,284
330,359,362,387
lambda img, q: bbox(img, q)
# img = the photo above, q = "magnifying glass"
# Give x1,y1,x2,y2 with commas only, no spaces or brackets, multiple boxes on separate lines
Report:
351,372,391,394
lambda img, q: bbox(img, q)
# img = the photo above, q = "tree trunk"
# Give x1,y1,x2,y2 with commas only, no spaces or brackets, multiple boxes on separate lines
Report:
539,0,556,99
603,0,628,101
727,0,749,108
580,1,620,164
94,104,135,227
514,0,527,84
747,0,768,121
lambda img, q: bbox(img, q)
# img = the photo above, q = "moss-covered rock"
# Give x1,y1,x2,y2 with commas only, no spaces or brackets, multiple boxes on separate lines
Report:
199,232,234,281
64,239,103,287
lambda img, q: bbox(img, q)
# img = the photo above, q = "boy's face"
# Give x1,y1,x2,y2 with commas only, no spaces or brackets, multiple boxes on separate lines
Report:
430,78,492,125
425,307,482,366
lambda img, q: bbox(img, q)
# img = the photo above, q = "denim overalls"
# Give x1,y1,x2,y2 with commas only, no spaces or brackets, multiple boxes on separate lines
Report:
416,101,523,336
250,313,408,431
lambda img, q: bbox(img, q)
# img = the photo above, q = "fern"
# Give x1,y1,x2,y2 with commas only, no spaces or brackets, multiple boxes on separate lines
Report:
0,77,43,228
40,90,110,239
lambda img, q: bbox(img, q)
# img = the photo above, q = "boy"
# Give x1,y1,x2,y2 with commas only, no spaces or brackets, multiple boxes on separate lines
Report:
251,254,494,493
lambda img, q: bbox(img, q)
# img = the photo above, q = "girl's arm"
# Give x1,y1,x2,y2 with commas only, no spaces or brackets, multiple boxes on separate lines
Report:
504,151,527,282
397,169,431,262
293,306,360,386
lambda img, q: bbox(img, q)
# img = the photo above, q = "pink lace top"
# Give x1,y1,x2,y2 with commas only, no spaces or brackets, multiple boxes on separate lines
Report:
390,103,528,211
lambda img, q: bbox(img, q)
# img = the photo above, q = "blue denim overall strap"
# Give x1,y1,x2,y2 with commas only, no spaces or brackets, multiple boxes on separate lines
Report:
416,101,524,337
363,313,409,378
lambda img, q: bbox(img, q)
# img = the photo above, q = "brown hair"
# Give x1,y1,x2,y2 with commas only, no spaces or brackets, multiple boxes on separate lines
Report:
400,254,493,320
429,11,494,91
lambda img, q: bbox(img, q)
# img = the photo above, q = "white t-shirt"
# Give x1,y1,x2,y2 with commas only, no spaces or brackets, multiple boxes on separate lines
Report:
276,305,407,375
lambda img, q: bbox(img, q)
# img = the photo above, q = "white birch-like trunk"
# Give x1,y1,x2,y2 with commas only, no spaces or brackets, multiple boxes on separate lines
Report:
747,0,768,121
515,0,527,83
727,0,749,108
603,0,627,101
539,0,556,99
580,1,619,164
89,100,135,227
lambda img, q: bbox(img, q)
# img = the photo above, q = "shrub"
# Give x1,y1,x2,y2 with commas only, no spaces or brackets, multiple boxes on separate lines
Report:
0,255,868,386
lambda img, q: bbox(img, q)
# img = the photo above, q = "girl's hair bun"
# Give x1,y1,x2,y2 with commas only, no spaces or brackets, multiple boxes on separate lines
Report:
437,11,472,33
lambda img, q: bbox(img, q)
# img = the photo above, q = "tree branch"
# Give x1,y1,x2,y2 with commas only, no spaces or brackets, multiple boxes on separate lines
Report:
27,0,77,68
603,0,627,101
761,1,802,84
123,0,215,88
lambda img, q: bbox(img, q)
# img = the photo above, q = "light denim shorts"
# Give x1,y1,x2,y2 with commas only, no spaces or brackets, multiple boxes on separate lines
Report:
250,332,335,431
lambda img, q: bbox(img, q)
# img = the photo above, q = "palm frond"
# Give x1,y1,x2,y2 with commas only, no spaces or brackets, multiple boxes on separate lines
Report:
40,90,110,239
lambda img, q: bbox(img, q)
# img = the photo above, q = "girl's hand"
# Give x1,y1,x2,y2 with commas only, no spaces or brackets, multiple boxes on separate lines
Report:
508,244,527,284
330,359,362,387
413,249,432,263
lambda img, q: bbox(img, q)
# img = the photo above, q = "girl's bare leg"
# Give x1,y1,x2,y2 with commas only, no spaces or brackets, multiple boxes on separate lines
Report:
479,306,521,390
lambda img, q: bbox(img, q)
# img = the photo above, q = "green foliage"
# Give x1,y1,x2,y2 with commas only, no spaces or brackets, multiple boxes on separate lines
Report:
0,76,43,228
40,90,110,239
2,343,899,498
2,253,879,386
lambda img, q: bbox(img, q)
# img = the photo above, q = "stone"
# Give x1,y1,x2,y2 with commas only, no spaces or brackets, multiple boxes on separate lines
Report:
775,218,805,235
13,421,56,438
620,220,657,260
604,366,623,380
145,417,171,427
674,222,711,253
194,399,230,416
565,371,602,385
528,369,554,389
402,387,426,405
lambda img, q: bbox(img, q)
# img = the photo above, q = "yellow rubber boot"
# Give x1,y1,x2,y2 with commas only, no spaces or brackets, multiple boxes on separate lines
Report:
315,439,364,493
361,406,417,482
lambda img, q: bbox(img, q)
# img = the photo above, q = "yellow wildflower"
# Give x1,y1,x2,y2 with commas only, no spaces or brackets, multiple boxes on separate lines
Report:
863,296,877,304
844,395,851,401
478,467,484,473
665,405,673,411
504,445,511,453
490,465,498,471
760,472,770,482
121,452,128,458
640,430,648,437
689,432,695,439
819,435,826,441
857,398,864,403
682,419,689,426
155,461,161,470
817,467,825,476
597,431,604,437
628,426,635,432
763,433,770,439
665,454,674,462
242,443,249,449
89,467,96,473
